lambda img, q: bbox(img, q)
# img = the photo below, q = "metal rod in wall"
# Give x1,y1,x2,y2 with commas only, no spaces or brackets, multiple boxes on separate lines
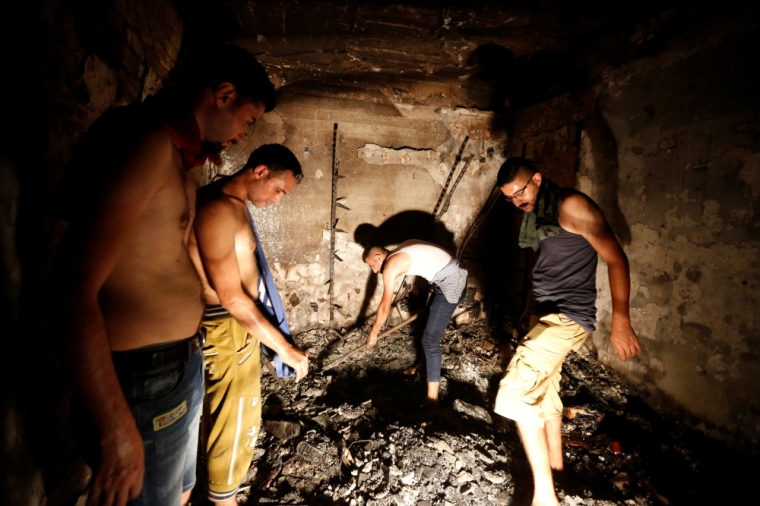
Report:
329,123,339,326
432,136,469,217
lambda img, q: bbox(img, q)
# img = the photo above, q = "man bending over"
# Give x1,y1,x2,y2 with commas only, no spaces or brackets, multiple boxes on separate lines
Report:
189,144,309,504
363,240,467,406
493,157,641,506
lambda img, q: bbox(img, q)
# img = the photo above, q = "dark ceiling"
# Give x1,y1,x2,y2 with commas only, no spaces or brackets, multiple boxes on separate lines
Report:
176,0,683,107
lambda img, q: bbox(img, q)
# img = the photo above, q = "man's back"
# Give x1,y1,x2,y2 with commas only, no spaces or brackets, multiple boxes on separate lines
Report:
389,240,452,281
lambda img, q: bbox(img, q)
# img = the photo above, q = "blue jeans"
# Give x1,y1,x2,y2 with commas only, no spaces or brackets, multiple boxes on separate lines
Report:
422,285,465,382
114,346,204,505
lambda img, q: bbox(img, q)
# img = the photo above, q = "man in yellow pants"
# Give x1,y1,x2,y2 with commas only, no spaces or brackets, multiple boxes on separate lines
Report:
190,144,309,504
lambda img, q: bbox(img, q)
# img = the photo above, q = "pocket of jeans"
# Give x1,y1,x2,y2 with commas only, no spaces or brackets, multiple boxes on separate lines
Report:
142,366,183,401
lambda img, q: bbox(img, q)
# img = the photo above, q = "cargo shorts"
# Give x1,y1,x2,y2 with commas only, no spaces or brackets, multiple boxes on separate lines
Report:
494,313,590,427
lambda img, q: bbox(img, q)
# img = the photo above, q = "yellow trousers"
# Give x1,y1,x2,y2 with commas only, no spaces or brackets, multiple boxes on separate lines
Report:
202,316,262,502
494,313,590,428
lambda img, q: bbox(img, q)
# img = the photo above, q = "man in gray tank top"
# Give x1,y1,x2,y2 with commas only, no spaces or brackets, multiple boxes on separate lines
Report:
493,158,641,506
363,240,467,407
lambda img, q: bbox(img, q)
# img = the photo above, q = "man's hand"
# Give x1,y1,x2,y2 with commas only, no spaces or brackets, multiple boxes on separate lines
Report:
88,420,144,506
278,344,309,382
366,331,379,350
610,320,641,361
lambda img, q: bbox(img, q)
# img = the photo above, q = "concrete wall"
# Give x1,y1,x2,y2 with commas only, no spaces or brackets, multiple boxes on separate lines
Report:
584,15,760,448
206,94,508,332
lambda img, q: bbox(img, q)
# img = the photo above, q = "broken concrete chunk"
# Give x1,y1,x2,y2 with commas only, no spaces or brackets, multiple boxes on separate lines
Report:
474,448,494,464
304,387,323,398
338,403,365,420
312,413,332,430
455,471,473,484
263,420,301,440
431,439,455,455
610,471,630,490
296,441,324,462
483,470,506,484
400,471,416,485
453,399,493,424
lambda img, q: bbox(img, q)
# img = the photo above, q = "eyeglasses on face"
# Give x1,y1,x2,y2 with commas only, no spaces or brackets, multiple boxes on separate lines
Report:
503,177,533,202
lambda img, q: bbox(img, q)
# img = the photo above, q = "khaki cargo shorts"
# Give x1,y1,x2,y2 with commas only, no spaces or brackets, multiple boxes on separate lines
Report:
494,313,590,427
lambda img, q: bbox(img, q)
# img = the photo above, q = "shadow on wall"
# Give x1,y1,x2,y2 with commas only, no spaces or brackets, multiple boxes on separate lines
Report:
582,109,631,244
353,211,456,323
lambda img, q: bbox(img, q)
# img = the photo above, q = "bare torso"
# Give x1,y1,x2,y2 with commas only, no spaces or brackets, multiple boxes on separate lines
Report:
100,132,204,351
189,182,260,306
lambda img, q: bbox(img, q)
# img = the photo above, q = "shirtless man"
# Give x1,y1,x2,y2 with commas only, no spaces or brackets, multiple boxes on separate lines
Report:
189,144,309,504
50,45,275,506
493,158,641,506
363,240,467,405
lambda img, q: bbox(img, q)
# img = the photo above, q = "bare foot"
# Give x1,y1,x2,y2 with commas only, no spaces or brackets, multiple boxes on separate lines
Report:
403,363,419,375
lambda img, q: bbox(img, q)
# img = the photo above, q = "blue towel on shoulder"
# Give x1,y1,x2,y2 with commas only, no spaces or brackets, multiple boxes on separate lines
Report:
246,207,296,378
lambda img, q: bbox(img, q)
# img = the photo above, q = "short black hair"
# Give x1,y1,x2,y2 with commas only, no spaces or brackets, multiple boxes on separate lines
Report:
362,244,387,262
496,157,537,187
244,144,303,182
184,43,276,111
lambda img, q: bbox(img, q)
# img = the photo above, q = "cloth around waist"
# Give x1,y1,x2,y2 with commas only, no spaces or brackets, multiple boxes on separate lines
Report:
430,258,468,304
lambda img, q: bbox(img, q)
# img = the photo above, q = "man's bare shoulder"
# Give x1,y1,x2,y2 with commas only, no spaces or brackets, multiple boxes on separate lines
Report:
559,189,606,234
560,190,601,218
195,193,248,232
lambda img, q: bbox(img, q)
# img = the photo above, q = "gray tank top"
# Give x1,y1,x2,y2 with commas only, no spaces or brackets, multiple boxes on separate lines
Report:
532,227,598,332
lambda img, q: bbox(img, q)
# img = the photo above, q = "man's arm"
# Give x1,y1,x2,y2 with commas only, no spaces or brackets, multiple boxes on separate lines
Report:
53,129,174,506
366,254,409,349
194,200,308,380
560,193,641,361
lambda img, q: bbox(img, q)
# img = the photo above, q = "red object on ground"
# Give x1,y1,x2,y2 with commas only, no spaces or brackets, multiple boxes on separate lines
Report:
610,441,622,455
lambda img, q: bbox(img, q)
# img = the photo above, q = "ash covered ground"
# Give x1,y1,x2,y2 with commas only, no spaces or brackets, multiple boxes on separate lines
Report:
193,317,759,506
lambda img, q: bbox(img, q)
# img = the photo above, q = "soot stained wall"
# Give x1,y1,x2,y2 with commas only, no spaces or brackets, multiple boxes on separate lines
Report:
585,14,760,448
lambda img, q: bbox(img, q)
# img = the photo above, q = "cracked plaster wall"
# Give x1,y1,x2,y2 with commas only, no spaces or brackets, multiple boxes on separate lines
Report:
580,17,760,448
211,95,507,332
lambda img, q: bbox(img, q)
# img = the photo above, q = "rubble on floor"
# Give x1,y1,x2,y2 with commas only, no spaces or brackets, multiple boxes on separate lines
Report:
194,319,759,505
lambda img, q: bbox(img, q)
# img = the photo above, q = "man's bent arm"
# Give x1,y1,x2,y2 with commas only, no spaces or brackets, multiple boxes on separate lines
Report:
367,259,405,348
560,193,642,361
194,201,308,380
53,129,174,505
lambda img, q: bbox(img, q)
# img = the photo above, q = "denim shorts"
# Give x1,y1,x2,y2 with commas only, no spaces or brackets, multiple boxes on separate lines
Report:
114,344,204,505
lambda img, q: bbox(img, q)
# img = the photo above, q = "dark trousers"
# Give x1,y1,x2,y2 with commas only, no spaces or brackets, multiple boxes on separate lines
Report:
421,285,465,382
